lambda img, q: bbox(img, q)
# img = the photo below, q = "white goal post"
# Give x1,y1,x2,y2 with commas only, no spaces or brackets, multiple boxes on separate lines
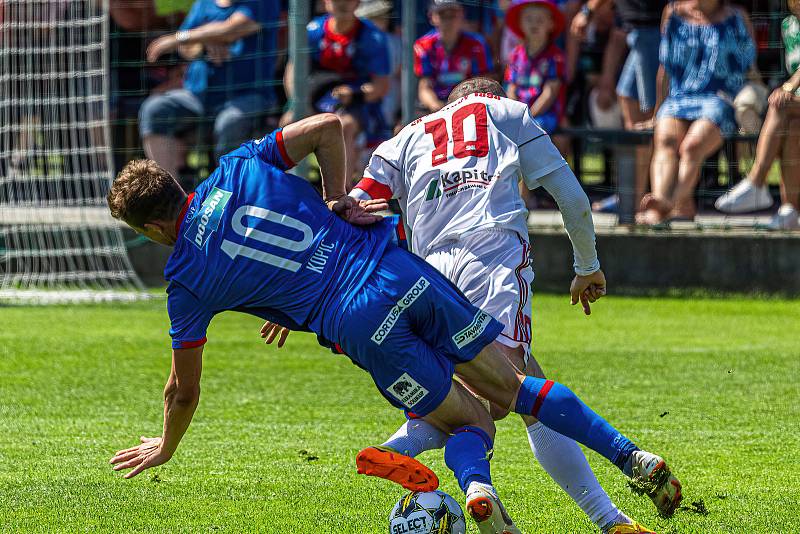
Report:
0,0,148,304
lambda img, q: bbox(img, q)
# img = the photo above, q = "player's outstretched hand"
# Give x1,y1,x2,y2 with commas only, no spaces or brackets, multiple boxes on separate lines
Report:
260,320,290,348
326,196,388,225
110,436,171,479
570,270,607,316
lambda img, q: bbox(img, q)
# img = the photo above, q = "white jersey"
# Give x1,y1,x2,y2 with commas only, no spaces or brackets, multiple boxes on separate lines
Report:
356,93,567,257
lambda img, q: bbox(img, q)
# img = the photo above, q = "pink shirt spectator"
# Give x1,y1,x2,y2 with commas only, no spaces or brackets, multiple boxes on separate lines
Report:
414,30,493,101
504,42,565,133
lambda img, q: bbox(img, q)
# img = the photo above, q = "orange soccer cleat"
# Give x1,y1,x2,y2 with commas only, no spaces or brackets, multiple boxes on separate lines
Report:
355,445,439,492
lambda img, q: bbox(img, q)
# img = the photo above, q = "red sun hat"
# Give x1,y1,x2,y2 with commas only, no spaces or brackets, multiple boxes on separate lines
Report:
505,0,566,41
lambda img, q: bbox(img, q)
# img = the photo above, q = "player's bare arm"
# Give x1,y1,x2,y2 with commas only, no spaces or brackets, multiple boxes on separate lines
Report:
110,346,203,478
258,114,391,347
281,114,388,224
147,11,261,63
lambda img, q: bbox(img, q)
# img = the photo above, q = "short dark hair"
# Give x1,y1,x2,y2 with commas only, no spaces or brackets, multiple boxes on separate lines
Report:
447,77,507,104
107,159,185,228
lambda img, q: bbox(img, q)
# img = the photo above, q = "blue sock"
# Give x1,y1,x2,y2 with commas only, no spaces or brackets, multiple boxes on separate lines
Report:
444,426,493,493
514,377,639,471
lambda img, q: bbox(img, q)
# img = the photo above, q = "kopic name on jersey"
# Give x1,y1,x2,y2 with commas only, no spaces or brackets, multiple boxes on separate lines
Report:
425,169,501,201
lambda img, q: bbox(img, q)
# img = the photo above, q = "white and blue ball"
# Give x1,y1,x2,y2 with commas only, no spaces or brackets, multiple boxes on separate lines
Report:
388,490,466,534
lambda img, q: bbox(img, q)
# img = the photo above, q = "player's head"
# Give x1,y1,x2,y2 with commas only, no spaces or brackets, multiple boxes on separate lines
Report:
429,0,464,38
790,0,800,16
505,0,565,42
107,159,187,246
447,77,507,104
325,0,360,18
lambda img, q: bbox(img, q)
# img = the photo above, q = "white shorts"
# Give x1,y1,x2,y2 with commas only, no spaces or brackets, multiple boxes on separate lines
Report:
424,228,533,350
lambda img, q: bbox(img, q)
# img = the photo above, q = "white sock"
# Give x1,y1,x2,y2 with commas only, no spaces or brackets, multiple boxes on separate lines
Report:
382,419,448,457
527,422,626,529
466,480,498,497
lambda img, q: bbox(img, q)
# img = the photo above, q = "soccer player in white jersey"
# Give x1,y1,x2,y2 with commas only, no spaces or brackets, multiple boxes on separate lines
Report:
261,78,681,533
347,78,676,534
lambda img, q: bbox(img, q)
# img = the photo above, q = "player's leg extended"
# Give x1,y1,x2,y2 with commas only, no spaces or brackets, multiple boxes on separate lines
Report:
353,355,521,533
456,342,682,518
378,233,645,527
498,343,654,532
424,380,521,534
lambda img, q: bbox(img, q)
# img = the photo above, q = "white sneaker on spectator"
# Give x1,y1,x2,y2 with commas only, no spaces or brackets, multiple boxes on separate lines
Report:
715,179,773,213
767,204,800,230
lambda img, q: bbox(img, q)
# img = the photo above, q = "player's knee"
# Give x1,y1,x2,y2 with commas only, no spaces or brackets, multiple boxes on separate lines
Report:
496,374,526,412
489,402,511,422
470,408,496,441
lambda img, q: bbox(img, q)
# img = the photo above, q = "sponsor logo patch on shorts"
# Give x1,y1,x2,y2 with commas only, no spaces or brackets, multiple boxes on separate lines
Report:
371,277,429,345
452,310,492,348
387,373,429,409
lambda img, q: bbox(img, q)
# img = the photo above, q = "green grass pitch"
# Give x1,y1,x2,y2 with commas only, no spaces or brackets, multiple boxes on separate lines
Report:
1,295,798,533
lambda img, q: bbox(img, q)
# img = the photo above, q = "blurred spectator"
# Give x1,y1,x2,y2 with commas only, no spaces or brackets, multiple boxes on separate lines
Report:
637,0,755,225
414,0,493,113
356,0,401,129
562,0,614,127
138,0,281,179
284,0,390,181
503,0,566,135
462,0,501,36
715,0,800,230
573,0,667,213
109,1,186,170
564,0,613,84
496,0,522,72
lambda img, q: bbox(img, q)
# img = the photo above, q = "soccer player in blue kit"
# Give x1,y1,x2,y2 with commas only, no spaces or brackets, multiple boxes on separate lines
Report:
108,113,676,533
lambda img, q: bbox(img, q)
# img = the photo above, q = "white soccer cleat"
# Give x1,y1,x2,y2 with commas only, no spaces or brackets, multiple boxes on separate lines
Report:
465,482,521,534
715,179,773,213
628,450,682,518
767,204,800,230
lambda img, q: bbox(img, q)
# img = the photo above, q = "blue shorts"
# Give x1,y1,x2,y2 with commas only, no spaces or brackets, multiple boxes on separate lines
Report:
616,26,661,113
657,93,736,134
335,246,504,417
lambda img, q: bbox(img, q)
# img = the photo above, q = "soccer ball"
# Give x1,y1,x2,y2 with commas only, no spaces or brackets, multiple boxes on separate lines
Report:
388,490,466,534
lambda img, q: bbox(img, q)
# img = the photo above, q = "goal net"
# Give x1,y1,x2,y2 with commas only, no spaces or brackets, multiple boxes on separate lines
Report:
0,0,148,304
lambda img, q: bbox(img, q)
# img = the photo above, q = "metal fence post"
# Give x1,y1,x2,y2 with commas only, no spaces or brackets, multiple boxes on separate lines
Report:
288,0,310,120
401,0,418,126
288,0,311,177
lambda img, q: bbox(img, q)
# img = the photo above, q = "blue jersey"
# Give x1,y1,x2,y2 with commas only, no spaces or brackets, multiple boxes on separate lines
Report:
180,0,281,106
307,14,391,85
164,129,397,349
